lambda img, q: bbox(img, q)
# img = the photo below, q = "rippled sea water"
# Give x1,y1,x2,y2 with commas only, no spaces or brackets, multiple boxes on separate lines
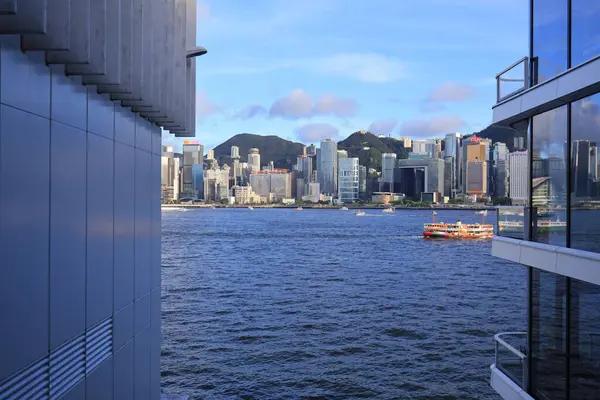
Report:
161,208,527,399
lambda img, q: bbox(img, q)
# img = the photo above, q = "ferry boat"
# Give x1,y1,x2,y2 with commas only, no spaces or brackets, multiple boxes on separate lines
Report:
355,210,366,216
248,206,254,211
296,207,303,211
340,206,349,211
161,206,187,212
382,207,394,213
423,221,494,239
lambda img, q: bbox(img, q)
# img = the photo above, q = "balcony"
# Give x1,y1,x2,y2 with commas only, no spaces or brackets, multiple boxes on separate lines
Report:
496,57,529,103
491,332,534,400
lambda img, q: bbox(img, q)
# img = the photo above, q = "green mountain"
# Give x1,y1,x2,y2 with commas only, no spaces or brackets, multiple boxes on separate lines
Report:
337,131,409,170
213,133,305,170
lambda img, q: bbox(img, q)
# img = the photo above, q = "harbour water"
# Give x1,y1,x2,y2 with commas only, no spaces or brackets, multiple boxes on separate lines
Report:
161,209,527,399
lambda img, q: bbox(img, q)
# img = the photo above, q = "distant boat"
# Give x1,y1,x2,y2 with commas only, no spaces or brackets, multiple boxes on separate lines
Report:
296,207,303,211
382,208,394,213
210,205,216,209
476,210,488,215
161,206,186,212
248,206,254,210
340,206,349,211
355,210,366,216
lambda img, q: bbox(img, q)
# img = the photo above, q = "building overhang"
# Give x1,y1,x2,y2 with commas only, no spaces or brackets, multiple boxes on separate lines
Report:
491,236,600,285
493,54,600,126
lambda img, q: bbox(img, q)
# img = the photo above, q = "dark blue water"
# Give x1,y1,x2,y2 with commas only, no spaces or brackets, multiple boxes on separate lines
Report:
161,209,527,399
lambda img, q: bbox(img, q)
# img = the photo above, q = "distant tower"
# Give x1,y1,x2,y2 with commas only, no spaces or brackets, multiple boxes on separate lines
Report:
206,149,215,160
248,148,261,172
231,145,240,159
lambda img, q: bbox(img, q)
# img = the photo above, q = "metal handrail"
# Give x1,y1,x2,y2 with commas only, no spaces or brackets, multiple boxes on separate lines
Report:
495,57,529,79
496,57,529,103
495,332,527,359
494,332,528,391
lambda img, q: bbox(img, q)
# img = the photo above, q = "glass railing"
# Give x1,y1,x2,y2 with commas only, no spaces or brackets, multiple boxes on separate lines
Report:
496,57,529,103
495,332,528,390
496,206,527,240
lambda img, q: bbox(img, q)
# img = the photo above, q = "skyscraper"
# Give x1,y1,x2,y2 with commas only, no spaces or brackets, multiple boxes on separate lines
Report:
183,141,204,198
382,153,397,191
248,148,261,172
206,149,215,160
492,142,509,198
319,139,337,195
509,151,528,205
338,158,360,203
231,145,240,159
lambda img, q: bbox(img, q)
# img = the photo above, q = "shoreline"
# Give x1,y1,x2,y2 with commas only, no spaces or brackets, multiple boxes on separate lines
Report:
161,204,497,211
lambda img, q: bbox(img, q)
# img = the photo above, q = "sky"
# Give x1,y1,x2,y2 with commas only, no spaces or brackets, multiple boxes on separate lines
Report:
163,0,528,151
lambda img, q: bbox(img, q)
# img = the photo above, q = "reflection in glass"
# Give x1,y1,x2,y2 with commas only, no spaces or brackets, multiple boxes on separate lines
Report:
571,0,600,67
533,0,568,83
571,94,600,253
570,279,600,397
532,106,568,246
531,270,567,399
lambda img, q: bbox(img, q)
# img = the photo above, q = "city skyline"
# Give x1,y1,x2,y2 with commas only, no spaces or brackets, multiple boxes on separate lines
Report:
162,0,528,150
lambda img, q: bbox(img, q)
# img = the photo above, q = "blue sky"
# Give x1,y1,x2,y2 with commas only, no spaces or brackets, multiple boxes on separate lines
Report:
164,0,528,150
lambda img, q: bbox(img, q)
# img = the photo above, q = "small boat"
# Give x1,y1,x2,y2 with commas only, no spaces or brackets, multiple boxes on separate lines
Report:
340,206,349,211
355,211,366,216
296,207,303,211
382,208,394,213
475,210,488,215
248,206,254,210
161,206,187,212
210,205,216,209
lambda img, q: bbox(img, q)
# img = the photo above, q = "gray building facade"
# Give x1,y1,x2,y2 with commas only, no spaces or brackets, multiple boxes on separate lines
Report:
0,1,201,399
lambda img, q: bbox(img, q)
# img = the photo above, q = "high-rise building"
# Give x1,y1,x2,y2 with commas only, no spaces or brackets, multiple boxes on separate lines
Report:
249,170,292,201
296,155,313,199
162,146,181,202
204,166,230,202
508,151,527,205
466,159,487,195
307,144,317,156
461,136,487,193
412,139,438,158
231,145,240,159
206,149,215,160
492,142,509,198
183,141,204,198
381,153,397,189
359,165,367,199
248,148,261,172
0,2,201,399
397,158,445,198
338,158,360,203
318,139,337,195
398,136,412,149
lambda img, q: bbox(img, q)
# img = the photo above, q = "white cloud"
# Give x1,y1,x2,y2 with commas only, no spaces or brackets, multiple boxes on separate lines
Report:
368,119,398,135
268,89,358,119
427,82,476,102
196,91,221,118
399,116,467,137
295,123,340,143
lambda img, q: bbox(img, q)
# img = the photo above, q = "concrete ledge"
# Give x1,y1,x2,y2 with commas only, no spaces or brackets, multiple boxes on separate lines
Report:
490,364,534,400
492,236,600,285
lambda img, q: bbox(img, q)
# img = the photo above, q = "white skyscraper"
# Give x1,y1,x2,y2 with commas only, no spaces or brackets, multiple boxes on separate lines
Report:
509,151,528,205
248,148,261,172
206,149,215,160
231,145,240,159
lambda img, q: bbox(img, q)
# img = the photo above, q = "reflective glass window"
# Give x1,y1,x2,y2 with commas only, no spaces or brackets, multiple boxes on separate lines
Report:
533,0,568,83
531,106,568,246
571,0,600,67
531,269,567,399
571,94,600,253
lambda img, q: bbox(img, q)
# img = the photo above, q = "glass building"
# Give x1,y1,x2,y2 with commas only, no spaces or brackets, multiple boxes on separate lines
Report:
338,158,359,203
491,1,600,399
